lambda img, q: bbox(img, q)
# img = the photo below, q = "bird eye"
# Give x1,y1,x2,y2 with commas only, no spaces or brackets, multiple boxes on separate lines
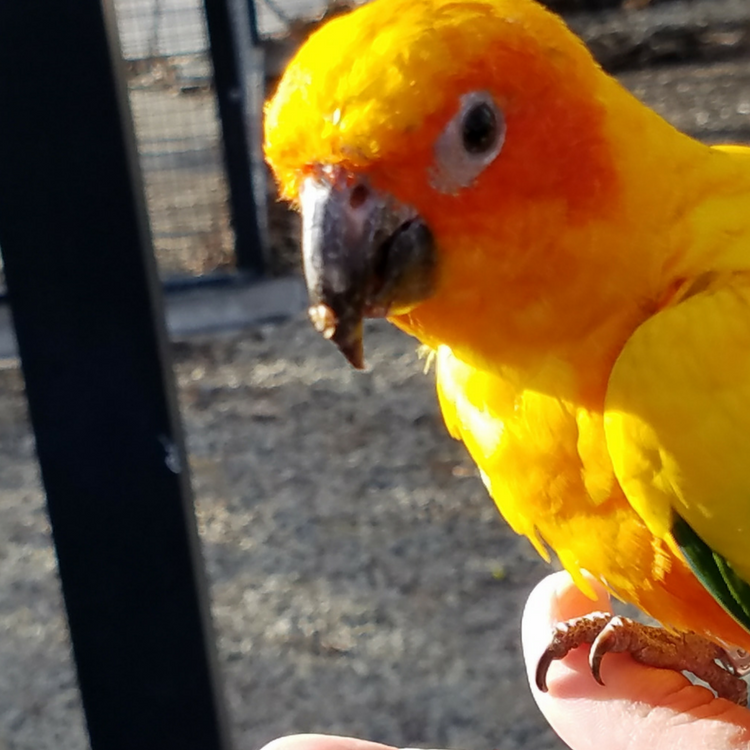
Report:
462,101,499,154
430,91,505,195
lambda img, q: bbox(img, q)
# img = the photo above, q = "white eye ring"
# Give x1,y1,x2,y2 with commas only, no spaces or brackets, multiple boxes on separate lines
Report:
430,91,506,195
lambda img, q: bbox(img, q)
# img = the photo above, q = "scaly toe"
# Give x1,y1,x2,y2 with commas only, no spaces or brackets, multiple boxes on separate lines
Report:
536,612,748,704
535,612,614,692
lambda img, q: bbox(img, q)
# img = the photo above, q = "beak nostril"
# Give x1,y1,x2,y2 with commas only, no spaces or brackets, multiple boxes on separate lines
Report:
349,183,369,209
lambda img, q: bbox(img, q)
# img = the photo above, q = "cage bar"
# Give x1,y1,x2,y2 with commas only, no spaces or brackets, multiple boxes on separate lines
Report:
0,2,232,749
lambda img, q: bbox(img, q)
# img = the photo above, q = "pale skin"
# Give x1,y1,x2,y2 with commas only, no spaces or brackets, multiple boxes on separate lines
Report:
259,572,750,750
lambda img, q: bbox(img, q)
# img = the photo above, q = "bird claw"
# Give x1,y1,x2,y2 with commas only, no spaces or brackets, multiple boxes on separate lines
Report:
536,612,749,705
535,612,612,692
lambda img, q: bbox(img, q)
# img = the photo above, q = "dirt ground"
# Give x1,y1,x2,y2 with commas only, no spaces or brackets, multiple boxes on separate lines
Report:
0,318,558,750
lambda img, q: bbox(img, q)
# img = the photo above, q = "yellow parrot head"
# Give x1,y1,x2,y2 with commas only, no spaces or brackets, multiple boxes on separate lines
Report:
265,0,624,369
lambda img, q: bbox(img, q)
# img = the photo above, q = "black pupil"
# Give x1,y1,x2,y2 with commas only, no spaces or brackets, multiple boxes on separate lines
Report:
462,102,497,155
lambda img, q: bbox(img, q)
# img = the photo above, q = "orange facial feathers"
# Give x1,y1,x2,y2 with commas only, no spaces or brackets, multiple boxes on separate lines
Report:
265,0,617,216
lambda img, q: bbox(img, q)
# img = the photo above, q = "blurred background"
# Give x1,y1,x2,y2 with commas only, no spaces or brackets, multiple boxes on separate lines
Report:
0,1,748,749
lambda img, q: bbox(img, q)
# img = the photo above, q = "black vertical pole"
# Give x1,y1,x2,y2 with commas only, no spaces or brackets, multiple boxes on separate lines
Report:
204,0,268,275
0,3,232,750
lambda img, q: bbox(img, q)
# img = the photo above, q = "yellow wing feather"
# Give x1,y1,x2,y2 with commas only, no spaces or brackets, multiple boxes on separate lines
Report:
605,275,750,584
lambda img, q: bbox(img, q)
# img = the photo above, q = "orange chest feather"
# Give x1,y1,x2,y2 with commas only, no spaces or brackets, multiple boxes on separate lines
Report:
435,347,750,649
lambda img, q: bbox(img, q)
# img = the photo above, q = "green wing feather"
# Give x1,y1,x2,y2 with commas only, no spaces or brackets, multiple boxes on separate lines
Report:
672,513,750,634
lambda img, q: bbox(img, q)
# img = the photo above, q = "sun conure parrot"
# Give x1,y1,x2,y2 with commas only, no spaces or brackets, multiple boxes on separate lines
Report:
264,0,750,703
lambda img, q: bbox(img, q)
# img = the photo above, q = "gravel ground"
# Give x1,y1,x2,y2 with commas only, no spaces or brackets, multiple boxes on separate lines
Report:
0,319,556,750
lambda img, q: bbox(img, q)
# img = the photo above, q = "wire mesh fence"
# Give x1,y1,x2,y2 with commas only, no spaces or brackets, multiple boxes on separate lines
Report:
114,0,236,278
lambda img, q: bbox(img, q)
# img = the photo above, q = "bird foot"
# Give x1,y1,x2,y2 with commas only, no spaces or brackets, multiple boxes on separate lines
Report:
535,612,748,705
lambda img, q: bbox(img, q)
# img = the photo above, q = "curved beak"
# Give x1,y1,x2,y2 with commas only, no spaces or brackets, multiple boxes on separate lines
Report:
300,169,436,369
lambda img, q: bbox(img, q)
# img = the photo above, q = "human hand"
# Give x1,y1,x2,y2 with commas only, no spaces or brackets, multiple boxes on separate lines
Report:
523,571,750,749
259,571,750,750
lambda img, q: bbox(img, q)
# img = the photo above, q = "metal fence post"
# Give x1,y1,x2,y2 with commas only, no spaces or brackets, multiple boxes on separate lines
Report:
204,0,268,275
0,2,233,749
